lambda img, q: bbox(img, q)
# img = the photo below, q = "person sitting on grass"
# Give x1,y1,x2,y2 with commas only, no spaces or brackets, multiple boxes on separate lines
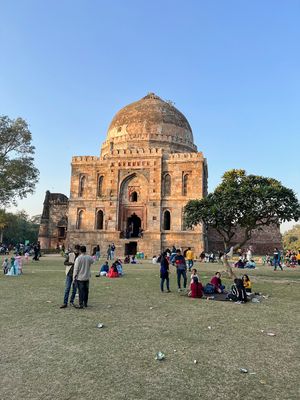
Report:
227,278,247,304
190,268,199,282
124,255,130,264
131,255,137,264
210,272,225,293
107,262,119,278
242,274,252,293
234,257,245,268
188,276,203,298
96,261,109,277
245,259,256,269
115,259,123,276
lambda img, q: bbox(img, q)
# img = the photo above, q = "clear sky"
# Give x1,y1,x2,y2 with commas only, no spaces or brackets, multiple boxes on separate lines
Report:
1,0,299,231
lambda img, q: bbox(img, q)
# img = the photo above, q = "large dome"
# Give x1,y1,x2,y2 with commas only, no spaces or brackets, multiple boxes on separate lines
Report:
101,93,197,156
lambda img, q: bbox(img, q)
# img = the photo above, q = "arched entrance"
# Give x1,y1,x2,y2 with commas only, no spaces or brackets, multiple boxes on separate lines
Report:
127,213,141,238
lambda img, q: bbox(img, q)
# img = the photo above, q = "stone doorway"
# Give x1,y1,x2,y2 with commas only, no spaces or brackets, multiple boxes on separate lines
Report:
125,242,137,256
127,213,141,238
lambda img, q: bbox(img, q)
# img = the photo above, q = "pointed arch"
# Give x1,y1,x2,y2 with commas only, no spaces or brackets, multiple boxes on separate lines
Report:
163,210,171,230
97,175,104,197
163,174,171,196
183,174,189,196
76,209,84,230
96,209,104,230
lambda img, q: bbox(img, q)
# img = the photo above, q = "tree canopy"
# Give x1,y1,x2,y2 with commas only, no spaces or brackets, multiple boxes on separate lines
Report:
282,224,300,251
1,210,39,245
184,169,300,250
0,115,39,207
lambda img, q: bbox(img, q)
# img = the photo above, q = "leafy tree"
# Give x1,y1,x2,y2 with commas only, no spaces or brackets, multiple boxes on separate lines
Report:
0,116,39,207
282,224,300,251
2,210,39,245
184,169,300,250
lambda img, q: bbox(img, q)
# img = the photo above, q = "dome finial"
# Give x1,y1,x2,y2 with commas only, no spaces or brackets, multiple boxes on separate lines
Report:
143,92,160,100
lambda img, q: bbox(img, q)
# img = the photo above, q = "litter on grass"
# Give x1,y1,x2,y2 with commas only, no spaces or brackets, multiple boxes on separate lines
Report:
240,368,248,373
155,351,165,361
208,326,212,330
251,298,260,303
46,301,52,303
96,323,104,329
193,360,197,364
266,332,276,336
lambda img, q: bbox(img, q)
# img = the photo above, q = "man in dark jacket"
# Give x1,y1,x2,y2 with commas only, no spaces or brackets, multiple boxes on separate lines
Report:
174,249,187,292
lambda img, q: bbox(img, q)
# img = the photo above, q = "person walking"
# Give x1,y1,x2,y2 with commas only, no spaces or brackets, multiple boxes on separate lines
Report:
174,249,187,292
160,252,170,292
73,246,94,309
185,247,194,271
60,244,80,308
273,247,283,271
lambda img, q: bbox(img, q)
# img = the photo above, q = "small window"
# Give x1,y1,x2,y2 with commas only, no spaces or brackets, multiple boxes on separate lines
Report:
163,174,171,196
130,191,138,202
96,210,104,230
97,175,104,197
76,210,84,229
183,174,188,196
163,210,171,230
58,227,65,238
79,176,86,197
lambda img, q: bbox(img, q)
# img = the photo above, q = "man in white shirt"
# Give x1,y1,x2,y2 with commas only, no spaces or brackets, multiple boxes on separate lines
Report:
73,245,94,309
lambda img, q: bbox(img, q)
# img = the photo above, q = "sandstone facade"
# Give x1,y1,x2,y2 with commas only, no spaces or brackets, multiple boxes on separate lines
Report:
65,93,207,257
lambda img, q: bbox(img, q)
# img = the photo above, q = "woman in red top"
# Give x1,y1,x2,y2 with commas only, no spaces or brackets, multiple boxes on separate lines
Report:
188,276,203,298
107,263,119,278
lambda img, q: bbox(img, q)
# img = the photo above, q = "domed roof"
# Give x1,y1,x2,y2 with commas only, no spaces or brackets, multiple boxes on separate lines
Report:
101,93,197,155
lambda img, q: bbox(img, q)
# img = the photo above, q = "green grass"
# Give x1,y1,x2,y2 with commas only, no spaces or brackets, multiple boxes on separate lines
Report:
0,256,299,400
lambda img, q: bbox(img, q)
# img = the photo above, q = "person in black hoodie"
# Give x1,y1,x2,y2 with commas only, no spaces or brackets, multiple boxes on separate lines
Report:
228,278,247,304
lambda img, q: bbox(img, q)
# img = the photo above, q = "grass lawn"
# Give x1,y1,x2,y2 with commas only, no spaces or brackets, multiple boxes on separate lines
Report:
0,255,299,400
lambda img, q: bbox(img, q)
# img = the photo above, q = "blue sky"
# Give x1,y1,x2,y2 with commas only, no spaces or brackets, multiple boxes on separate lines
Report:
0,0,299,231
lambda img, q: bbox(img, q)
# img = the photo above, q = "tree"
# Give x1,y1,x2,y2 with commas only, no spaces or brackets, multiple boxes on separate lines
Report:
282,224,300,251
0,116,39,207
184,169,300,250
2,210,39,245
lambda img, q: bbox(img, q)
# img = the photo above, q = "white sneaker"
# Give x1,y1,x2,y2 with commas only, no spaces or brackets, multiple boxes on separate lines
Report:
178,288,182,292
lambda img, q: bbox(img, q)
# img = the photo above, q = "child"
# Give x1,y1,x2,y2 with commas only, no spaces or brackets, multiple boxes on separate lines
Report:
15,253,23,274
188,276,203,298
190,268,199,282
242,274,252,293
2,258,9,274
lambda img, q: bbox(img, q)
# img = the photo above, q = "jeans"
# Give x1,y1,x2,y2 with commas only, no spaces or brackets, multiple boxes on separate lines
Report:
273,259,283,270
77,280,89,307
63,275,77,305
160,277,170,291
187,260,194,270
177,269,187,289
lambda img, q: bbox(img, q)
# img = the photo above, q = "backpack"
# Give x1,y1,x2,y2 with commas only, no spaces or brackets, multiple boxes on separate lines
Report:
203,283,215,294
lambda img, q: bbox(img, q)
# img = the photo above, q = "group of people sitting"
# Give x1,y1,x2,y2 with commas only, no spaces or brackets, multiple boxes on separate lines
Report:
187,269,252,303
234,257,256,269
96,259,123,278
2,254,23,276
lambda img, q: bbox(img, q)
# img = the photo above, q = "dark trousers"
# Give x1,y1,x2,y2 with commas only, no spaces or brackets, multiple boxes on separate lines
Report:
160,276,170,291
177,269,187,289
63,275,77,305
77,280,89,307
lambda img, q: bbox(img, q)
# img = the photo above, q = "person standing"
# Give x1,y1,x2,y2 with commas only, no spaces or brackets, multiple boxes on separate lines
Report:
174,249,187,292
111,243,116,259
73,246,94,309
107,244,112,260
185,247,194,271
273,247,283,271
160,252,170,292
60,245,80,308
